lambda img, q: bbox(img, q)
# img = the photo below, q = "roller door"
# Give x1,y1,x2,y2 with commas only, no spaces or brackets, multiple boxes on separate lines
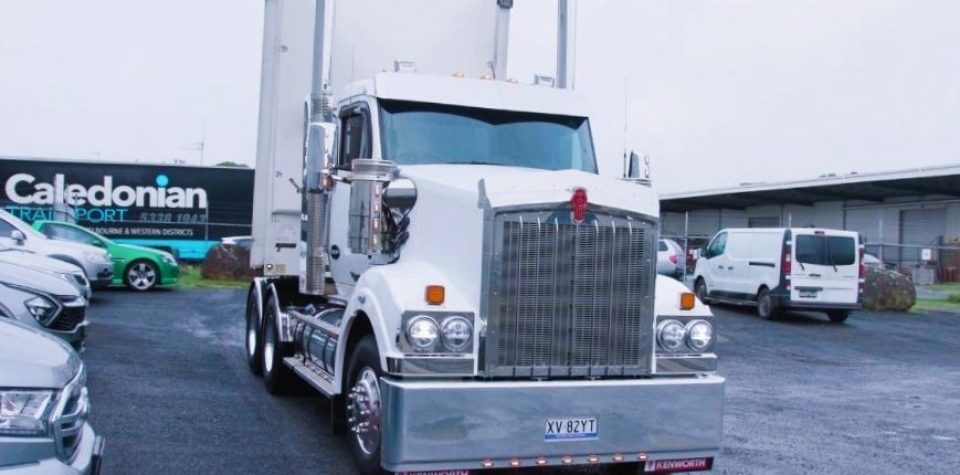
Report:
900,208,946,265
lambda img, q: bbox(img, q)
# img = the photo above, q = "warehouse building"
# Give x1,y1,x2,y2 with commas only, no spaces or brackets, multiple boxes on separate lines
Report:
660,164,960,284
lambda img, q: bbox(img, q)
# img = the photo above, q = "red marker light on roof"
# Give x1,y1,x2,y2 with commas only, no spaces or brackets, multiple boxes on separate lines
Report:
571,188,588,223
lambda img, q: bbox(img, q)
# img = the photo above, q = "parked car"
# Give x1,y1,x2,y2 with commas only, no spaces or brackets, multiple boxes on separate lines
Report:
221,235,252,250
657,238,684,278
0,210,113,289
0,242,92,300
0,318,103,474
0,260,89,348
32,220,179,291
694,227,862,322
863,252,898,271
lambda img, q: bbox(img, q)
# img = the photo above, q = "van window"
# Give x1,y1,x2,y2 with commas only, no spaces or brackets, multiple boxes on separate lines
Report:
658,241,668,252
796,235,856,266
706,232,727,257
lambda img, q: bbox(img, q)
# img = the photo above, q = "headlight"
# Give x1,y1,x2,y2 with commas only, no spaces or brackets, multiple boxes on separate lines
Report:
440,316,473,352
161,254,177,265
25,296,57,323
656,319,687,352
405,316,439,352
55,272,72,282
685,320,714,352
0,390,54,436
83,251,109,264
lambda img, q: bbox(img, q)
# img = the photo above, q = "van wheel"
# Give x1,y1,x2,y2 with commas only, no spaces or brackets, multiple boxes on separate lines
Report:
756,288,778,320
694,278,710,304
346,336,385,475
827,310,850,323
245,287,263,376
262,295,295,394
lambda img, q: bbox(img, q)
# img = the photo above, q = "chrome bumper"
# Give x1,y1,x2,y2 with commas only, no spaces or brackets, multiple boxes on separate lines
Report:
379,375,725,472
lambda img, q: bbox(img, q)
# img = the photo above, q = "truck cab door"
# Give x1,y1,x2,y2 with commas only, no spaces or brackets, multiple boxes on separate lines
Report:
327,102,374,293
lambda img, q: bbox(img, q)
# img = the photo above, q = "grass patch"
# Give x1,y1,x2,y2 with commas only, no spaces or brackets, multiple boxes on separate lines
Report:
929,282,960,294
911,298,960,314
178,265,249,290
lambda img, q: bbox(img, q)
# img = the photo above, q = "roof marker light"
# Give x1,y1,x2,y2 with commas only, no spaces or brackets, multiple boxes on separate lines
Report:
481,460,494,468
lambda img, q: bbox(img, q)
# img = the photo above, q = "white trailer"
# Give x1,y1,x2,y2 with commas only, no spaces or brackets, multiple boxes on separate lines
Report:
246,1,724,473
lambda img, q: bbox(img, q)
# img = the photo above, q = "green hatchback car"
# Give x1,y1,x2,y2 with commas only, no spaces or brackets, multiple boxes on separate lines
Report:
32,220,179,291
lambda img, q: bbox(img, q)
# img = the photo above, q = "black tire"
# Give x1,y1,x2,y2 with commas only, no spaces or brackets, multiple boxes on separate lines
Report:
756,287,778,320
694,278,710,304
827,310,850,323
262,295,295,394
245,287,263,376
346,336,385,475
124,259,159,291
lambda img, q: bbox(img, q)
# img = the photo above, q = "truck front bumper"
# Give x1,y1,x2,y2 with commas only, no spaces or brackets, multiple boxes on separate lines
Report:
380,375,724,472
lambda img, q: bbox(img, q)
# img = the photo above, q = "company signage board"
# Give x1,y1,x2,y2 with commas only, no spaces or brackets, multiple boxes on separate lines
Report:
0,158,254,259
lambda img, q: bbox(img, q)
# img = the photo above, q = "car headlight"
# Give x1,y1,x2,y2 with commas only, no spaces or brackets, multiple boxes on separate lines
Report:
0,390,54,436
24,296,57,323
440,316,473,352
83,251,109,264
161,254,177,265
656,319,687,352
405,315,439,352
55,272,72,282
685,320,714,352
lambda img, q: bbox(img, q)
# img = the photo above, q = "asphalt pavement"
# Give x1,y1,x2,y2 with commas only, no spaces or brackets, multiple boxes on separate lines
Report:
82,289,960,474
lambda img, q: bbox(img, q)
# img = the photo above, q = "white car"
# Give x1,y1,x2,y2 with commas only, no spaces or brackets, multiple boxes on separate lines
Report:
694,227,862,322
221,235,253,250
657,238,683,278
0,210,113,289
0,243,92,300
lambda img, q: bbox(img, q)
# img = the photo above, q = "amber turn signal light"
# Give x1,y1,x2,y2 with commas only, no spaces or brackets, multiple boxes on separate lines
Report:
425,285,445,305
680,292,696,310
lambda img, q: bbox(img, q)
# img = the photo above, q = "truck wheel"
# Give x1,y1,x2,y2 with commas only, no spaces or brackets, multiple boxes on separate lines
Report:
827,310,850,323
245,287,263,376
756,287,779,320
262,295,294,394
694,278,710,304
125,260,158,291
346,336,385,475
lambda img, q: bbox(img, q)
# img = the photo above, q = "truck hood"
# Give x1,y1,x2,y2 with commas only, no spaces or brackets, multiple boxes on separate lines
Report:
400,164,660,216
0,260,81,298
0,319,80,389
0,248,84,275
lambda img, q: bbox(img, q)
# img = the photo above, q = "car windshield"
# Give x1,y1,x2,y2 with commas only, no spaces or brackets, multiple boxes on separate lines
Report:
796,235,856,266
378,99,598,172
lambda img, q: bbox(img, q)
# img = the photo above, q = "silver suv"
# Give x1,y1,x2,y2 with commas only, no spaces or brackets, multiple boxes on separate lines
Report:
0,319,103,474
0,261,88,348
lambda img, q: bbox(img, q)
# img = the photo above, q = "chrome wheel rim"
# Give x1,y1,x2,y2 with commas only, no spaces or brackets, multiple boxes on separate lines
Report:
263,319,275,374
128,263,157,290
348,368,382,455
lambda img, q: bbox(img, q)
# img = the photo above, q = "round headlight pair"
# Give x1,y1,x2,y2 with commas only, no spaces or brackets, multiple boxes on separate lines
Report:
656,319,714,352
405,315,473,353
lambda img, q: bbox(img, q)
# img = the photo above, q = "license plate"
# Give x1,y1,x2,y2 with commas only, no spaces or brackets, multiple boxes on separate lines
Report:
644,457,713,473
545,417,598,441
799,289,817,298
399,472,470,475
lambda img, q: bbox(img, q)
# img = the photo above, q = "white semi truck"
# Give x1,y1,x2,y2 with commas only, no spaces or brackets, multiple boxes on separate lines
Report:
245,1,724,473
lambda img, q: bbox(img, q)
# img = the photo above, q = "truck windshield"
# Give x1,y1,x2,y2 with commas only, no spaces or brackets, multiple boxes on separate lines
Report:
378,99,597,173
796,235,856,266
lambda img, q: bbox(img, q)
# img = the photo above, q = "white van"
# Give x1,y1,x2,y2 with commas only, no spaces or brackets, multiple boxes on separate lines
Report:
693,228,862,322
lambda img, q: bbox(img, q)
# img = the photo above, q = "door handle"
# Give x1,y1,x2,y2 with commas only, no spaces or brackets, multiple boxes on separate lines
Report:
728,266,734,270
810,273,821,278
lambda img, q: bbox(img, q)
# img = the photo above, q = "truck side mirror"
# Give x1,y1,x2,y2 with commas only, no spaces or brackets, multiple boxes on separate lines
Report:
625,151,641,179
622,150,651,186
10,230,25,244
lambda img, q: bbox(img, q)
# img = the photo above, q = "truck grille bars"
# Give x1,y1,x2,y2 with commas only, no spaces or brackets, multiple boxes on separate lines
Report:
483,208,656,378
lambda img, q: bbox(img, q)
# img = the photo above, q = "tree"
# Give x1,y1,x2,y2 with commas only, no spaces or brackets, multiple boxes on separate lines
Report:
215,161,249,168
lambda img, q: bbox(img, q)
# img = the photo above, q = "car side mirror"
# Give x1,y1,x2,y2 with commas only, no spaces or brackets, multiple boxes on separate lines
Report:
92,240,106,248
10,230,25,244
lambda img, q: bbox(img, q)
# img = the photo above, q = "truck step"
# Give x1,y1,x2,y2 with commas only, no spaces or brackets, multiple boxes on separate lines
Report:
284,357,337,397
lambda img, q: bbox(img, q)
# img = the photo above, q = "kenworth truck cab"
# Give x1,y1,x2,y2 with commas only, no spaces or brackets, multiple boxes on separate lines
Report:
244,1,723,473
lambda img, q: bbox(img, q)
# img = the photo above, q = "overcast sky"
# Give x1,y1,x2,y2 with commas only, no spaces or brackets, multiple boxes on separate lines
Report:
2,0,959,194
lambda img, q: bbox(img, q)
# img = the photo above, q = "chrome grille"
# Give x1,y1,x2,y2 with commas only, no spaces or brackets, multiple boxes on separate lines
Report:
483,208,656,378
